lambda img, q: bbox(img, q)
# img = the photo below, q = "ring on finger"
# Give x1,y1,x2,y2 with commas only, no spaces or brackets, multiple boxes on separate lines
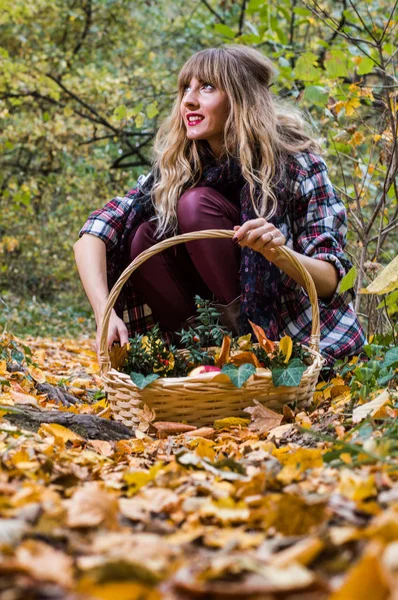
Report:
268,231,275,242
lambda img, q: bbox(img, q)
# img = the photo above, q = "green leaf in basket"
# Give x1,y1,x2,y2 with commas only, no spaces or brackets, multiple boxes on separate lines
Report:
272,358,307,387
129,372,160,389
221,363,256,388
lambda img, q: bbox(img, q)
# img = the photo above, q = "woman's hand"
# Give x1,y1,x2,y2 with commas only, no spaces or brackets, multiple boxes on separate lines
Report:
233,218,286,262
95,309,129,359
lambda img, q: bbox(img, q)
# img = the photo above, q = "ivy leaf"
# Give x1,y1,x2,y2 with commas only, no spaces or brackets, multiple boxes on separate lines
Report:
221,363,256,388
272,358,307,387
338,266,357,293
130,372,159,389
377,369,396,386
382,347,398,369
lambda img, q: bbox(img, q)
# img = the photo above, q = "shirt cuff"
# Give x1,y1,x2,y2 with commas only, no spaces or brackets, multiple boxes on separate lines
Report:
78,222,118,252
310,252,354,307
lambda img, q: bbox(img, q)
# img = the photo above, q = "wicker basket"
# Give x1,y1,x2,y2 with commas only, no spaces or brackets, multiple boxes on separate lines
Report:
99,229,325,428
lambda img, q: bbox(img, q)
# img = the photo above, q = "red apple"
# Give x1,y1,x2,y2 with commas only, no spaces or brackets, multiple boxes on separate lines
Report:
188,365,221,377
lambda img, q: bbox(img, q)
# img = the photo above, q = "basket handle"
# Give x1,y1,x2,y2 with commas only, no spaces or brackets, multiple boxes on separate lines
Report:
99,229,320,373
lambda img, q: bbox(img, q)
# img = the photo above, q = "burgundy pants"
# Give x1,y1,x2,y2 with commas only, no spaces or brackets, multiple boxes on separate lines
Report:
129,187,240,332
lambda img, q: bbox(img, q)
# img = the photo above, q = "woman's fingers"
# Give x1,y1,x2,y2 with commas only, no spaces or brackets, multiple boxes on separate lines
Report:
95,312,129,362
232,218,285,259
117,321,129,347
233,218,268,241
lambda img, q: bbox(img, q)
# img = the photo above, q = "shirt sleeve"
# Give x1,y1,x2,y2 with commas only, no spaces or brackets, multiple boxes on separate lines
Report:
78,173,151,252
295,162,352,268
292,160,354,303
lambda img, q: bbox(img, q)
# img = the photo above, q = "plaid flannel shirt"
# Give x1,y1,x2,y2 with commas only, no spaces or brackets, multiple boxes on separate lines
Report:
79,153,366,365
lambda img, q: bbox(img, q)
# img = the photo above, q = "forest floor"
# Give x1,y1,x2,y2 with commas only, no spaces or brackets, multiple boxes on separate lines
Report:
0,330,397,600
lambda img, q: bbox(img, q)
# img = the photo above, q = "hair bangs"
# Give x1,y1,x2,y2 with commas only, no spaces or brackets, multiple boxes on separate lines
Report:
177,49,226,94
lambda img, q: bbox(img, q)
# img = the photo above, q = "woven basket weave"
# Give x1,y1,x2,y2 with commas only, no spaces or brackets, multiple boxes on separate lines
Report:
99,229,325,428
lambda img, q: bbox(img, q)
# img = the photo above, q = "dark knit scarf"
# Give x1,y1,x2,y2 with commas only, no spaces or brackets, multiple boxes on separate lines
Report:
112,145,290,339
196,147,289,338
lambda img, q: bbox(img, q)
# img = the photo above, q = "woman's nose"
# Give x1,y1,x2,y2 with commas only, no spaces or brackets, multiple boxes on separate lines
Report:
183,89,199,107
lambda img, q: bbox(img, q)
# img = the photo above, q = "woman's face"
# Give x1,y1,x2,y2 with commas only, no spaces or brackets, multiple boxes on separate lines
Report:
180,77,230,156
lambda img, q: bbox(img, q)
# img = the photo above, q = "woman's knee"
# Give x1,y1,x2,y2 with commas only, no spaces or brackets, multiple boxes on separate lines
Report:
177,187,214,232
129,221,157,260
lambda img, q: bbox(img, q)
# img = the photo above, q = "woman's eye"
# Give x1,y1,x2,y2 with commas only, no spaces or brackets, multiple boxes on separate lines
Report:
182,82,214,94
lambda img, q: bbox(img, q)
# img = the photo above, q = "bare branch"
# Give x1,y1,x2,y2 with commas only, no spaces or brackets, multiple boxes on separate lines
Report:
66,0,93,68
78,131,154,146
380,0,398,44
238,0,248,37
301,0,382,66
348,0,376,41
200,0,225,24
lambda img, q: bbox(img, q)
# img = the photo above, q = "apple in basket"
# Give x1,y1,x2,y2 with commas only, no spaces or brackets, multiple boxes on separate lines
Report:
188,365,221,377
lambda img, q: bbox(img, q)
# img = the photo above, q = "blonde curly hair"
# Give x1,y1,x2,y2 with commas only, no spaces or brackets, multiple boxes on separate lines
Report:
151,45,320,236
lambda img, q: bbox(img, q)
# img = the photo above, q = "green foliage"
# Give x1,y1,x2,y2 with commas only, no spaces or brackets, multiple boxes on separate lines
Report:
221,363,256,388
176,296,230,364
0,335,33,368
336,339,398,401
338,266,357,293
129,372,160,390
0,0,396,344
123,324,187,378
0,291,94,338
272,358,308,387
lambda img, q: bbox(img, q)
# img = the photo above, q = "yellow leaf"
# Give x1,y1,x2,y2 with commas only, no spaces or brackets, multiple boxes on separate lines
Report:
27,366,46,383
330,543,390,600
345,97,360,116
360,255,398,295
189,437,216,461
236,334,252,350
333,100,345,114
38,423,83,443
349,131,365,146
274,448,323,484
279,335,293,363
77,580,161,600
213,417,250,429
337,469,377,502
124,463,163,495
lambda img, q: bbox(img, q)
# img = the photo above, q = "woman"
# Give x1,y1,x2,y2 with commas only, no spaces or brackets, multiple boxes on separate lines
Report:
74,45,365,367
